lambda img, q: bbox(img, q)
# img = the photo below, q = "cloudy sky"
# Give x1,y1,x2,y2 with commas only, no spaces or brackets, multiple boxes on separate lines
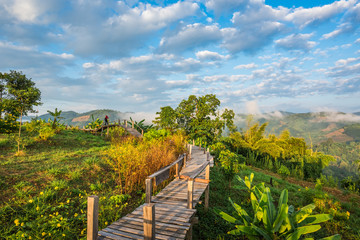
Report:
1,0,360,115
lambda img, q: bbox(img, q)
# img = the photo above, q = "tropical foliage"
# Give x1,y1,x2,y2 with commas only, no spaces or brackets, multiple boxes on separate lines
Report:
218,174,340,240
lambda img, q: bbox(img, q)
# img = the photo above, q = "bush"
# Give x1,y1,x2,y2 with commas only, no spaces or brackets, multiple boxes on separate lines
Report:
218,150,241,187
278,164,290,179
143,129,171,141
218,174,340,240
0,113,18,133
38,125,56,141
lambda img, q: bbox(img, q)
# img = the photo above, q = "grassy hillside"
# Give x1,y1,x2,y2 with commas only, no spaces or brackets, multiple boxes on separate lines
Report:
0,130,144,239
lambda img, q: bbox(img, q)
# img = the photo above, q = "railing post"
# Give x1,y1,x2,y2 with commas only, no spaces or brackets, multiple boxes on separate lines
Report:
187,179,194,209
87,195,99,240
205,164,210,180
189,145,192,160
146,178,152,203
142,129,144,136
205,164,210,211
184,153,187,167
205,185,209,211
132,120,134,129
192,139,195,146
199,142,201,150
118,119,120,125
125,120,127,128
175,162,180,178
143,203,155,240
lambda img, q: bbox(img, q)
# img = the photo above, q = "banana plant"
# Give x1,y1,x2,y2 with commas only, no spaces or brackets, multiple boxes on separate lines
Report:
47,108,64,129
127,117,154,133
218,175,341,240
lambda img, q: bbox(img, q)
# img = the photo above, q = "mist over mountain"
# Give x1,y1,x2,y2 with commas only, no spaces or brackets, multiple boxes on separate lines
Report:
235,111,360,145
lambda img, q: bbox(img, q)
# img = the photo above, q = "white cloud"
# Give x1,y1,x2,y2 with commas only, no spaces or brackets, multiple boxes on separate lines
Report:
158,23,222,53
234,63,258,69
203,74,246,82
195,50,229,61
221,22,284,53
285,0,355,28
3,0,59,23
275,33,316,51
205,0,247,15
356,38,360,43
335,57,360,66
63,1,200,57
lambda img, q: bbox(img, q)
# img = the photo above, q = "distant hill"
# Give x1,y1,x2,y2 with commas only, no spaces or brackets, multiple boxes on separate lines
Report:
35,109,136,128
235,111,360,145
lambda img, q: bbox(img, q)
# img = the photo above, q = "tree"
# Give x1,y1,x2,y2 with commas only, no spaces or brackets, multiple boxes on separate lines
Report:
176,94,235,143
153,94,235,144
153,106,178,130
0,70,42,153
47,108,64,129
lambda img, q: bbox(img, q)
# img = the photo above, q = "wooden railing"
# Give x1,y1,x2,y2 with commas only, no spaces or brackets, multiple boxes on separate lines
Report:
142,145,210,240
145,153,187,203
86,144,211,240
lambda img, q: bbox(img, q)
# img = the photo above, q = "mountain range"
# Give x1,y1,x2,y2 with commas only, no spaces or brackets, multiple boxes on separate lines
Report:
26,109,360,145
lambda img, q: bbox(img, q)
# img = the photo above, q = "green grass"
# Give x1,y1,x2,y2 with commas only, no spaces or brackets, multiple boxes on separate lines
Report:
194,166,360,240
0,129,144,239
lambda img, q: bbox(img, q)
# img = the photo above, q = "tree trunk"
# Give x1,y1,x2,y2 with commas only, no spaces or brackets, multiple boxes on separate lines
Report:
17,108,23,153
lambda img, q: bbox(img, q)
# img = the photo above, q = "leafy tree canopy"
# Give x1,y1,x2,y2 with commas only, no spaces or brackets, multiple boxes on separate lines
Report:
0,70,41,118
153,94,235,143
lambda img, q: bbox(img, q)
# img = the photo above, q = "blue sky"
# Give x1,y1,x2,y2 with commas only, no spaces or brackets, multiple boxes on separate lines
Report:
1,0,360,115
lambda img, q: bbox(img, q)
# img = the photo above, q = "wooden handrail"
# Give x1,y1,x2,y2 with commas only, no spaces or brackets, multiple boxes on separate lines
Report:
147,154,185,179
145,153,186,203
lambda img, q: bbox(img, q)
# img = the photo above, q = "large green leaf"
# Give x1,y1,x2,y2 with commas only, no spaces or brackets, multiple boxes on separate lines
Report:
249,172,254,184
263,205,271,232
273,204,288,232
229,198,252,225
279,215,292,234
251,224,273,240
217,210,238,224
277,189,288,216
265,188,276,224
299,214,333,226
254,185,264,199
286,225,321,240
318,234,341,240
250,192,259,212
229,225,257,236
294,204,315,224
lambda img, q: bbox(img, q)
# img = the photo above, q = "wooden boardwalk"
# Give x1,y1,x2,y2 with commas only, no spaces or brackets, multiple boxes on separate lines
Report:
96,146,212,240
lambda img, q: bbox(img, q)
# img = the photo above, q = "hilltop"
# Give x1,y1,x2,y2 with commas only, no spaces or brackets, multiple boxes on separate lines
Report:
33,109,135,127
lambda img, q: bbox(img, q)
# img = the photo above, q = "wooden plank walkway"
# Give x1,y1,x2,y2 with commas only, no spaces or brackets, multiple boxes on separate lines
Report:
97,146,212,240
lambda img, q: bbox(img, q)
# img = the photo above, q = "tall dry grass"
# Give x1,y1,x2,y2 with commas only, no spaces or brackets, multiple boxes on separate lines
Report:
104,132,186,194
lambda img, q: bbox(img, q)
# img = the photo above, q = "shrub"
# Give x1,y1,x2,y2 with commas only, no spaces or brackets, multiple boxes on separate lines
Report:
218,174,340,240
218,150,241,188
0,113,18,133
143,129,171,141
38,125,56,141
278,165,290,179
